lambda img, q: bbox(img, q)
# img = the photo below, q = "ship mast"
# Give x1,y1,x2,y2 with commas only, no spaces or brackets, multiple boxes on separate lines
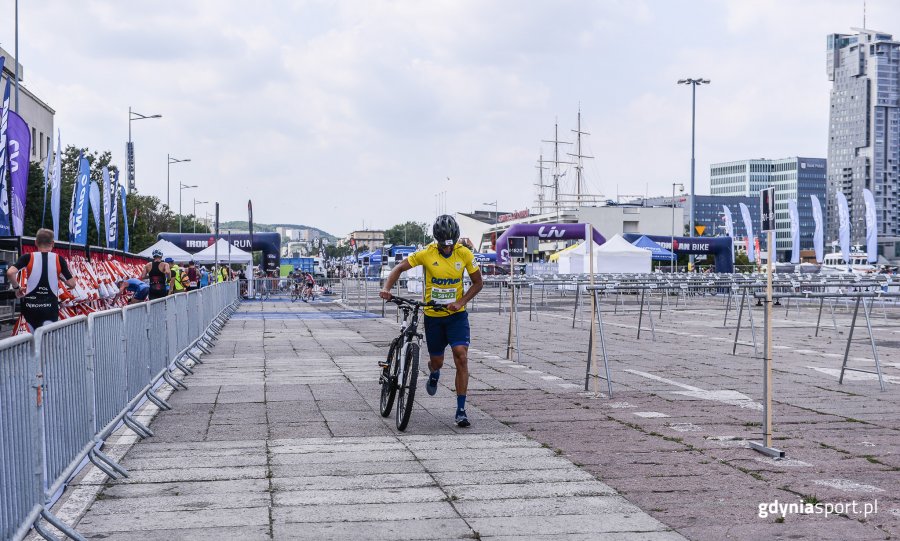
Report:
567,105,593,206
541,120,572,219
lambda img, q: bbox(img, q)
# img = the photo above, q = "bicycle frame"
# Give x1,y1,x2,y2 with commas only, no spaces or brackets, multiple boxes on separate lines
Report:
394,304,423,388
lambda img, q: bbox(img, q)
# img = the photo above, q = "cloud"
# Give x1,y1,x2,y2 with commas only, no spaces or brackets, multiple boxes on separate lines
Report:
8,0,900,238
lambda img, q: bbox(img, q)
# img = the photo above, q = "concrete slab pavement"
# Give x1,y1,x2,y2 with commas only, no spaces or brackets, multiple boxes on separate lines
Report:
68,298,682,540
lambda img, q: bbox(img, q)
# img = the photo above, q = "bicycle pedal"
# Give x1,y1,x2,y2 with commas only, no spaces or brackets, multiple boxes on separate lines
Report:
378,361,389,368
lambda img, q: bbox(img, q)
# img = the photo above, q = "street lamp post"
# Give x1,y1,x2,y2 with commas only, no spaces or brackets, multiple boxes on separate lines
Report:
671,183,685,273
179,183,197,233
128,107,162,194
193,199,208,233
483,200,499,223
167,155,191,209
677,78,710,272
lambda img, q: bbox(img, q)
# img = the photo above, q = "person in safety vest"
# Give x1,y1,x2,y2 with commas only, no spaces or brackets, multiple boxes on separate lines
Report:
217,266,230,283
170,263,189,293
6,228,78,331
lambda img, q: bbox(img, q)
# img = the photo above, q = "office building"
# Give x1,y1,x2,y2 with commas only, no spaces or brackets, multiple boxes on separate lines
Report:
827,28,900,259
0,47,55,164
638,194,760,240
710,157,826,260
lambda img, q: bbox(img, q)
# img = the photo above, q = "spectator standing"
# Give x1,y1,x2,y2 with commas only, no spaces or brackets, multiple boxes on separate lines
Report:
5,228,78,331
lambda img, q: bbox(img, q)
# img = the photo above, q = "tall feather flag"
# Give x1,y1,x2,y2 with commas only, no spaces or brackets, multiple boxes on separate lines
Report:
722,205,734,238
722,205,735,263
739,202,755,263
0,73,12,235
810,194,823,263
71,154,91,244
120,185,130,252
836,191,851,266
102,167,111,247
108,170,119,250
89,181,102,240
7,110,31,236
863,188,877,264
788,200,800,265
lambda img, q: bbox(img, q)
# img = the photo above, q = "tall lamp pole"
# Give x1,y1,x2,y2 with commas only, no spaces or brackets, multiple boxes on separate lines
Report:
167,155,191,209
677,78,710,271
193,199,208,233
483,200,499,223
128,107,162,194
671,183,684,273
179,183,197,233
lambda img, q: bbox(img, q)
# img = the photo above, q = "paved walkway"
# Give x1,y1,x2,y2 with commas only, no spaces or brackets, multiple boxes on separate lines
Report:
71,299,682,540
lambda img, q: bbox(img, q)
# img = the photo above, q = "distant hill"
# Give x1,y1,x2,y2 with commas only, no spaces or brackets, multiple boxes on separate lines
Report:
218,221,337,241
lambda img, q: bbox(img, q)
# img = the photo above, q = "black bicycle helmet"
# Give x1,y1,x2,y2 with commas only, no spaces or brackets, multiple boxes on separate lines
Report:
433,215,460,246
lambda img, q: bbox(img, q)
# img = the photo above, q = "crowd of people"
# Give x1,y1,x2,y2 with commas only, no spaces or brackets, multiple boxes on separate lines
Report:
5,231,238,333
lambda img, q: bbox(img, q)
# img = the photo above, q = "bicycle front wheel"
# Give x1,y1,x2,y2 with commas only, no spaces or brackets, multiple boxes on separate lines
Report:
380,338,400,417
395,342,420,431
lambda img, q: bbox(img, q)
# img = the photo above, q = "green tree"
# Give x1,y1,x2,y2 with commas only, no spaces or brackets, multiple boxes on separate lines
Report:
384,221,432,246
325,244,352,258
20,145,209,252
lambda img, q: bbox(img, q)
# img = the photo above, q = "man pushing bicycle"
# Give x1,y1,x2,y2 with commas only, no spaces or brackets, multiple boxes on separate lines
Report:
380,215,483,427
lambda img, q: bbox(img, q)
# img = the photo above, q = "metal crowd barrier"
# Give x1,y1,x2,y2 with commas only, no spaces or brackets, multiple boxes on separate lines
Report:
0,280,241,540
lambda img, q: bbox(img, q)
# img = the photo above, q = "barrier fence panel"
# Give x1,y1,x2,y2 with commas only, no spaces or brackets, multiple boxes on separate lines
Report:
88,310,128,433
34,317,94,497
165,296,179,364
175,295,190,354
123,304,152,401
0,335,43,541
187,292,202,344
148,299,168,376
0,282,243,539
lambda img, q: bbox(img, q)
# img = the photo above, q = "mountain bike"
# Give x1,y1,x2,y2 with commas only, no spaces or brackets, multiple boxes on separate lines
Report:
379,296,442,430
290,282,302,302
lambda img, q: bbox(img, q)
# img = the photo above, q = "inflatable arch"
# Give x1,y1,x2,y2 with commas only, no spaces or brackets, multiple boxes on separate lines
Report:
621,234,734,273
496,223,606,265
159,232,281,274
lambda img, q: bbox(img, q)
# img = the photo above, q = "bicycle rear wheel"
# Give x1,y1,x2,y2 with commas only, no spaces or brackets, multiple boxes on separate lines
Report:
380,338,400,417
395,342,420,431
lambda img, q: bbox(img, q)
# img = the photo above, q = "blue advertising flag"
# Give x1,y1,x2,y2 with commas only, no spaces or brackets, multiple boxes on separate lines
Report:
0,75,12,235
120,185,129,252
71,155,91,244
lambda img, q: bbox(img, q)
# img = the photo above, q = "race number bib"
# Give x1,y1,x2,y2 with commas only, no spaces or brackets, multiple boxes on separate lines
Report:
431,287,456,305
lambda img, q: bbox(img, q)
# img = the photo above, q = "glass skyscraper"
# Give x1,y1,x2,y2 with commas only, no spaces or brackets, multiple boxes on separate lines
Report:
710,157,826,261
827,28,900,259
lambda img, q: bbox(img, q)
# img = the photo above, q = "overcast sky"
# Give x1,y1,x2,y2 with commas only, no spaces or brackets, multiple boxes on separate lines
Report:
5,0,896,236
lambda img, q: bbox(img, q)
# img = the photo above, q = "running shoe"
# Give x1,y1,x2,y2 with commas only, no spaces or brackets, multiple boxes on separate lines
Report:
426,371,440,396
455,409,470,428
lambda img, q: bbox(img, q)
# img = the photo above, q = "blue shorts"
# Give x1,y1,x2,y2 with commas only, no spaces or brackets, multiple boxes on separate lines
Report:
423,311,470,357
133,286,150,301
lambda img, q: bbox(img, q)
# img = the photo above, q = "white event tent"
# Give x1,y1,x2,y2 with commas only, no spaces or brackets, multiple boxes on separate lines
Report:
137,240,194,263
557,234,651,274
190,239,253,265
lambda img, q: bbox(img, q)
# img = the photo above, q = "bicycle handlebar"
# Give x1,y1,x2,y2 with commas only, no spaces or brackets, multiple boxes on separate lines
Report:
386,295,446,311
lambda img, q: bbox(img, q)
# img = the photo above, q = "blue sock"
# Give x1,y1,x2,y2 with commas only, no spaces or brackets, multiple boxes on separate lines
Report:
457,395,466,412
430,369,440,379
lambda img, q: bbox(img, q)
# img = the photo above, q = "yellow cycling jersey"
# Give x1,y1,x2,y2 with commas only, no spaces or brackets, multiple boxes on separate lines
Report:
406,243,479,318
